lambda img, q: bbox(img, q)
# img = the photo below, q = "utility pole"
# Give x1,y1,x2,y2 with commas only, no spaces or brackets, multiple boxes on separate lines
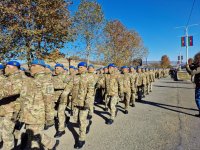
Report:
175,24,198,64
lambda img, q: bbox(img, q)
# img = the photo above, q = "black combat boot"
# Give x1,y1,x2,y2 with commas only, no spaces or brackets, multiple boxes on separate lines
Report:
131,103,135,107
195,110,200,117
106,119,114,125
87,114,92,120
124,110,128,114
74,140,85,149
54,131,65,138
104,107,108,111
44,124,54,130
0,141,3,149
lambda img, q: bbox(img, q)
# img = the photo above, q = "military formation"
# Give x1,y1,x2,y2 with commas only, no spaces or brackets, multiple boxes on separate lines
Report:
0,60,169,150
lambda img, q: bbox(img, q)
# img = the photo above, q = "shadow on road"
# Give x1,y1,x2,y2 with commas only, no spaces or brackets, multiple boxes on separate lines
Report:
154,85,194,89
138,100,197,117
66,122,79,144
94,109,109,123
162,81,192,84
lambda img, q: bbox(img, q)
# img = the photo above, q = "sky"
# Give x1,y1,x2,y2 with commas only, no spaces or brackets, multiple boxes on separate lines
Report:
66,0,200,62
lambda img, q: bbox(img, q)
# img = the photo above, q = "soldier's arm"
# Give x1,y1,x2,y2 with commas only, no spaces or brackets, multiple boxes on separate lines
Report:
85,77,95,108
117,76,123,95
60,79,73,103
96,75,104,89
0,80,21,100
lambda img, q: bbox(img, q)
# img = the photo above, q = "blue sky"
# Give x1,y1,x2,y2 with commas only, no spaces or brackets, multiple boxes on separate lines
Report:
66,0,200,62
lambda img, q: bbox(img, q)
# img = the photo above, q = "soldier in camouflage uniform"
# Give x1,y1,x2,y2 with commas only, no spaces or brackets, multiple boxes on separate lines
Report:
53,63,69,138
0,61,23,150
144,68,150,95
120,66,133,114
129,66,137,107
97,63,123,125
136,67,146,101
141,68,147,97
87,64,98,119
60,62,94,149
149,68,155,92
0,64,3,148
0,59,59,150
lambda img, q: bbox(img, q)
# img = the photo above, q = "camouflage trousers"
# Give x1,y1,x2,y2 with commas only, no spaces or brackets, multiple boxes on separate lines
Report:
26,124,55,149
73,107,89,141
107,95,118,120
0,114,15,150
122,92,131,110
45,102,55,126
149,82,153,92
146,84,150,94
88,97,95,116
130,90,136,105
58,103,67,132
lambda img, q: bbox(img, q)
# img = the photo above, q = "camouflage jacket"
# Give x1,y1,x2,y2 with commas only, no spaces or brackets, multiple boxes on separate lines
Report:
120,73,133,93
136,73,146,87
53,73,67,102
97,73,123,96
0,72,54,125
60,72,94,107
0,72,23,117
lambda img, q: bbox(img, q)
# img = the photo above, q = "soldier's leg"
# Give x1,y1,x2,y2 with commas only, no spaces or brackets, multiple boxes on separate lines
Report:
45,102,55,127
104,95,109,110
149,82,152,92
0,117,3,144
79,109,89,142
26,124,56,149
58,103,67,132
73,107,79,123
147,84,150,94
125,92,131,110
110,96,118,120
88,97,94,117
1,115,15,150
142,85,146,96
130,90,136,106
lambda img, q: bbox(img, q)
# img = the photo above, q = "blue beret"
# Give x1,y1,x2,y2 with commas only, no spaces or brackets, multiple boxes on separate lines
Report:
88,64,94,68
46,64,53,71
20,67,26,72
7,61,20,67
75,68,78,70
121,66,129,69
55,63,64,68
69,66,75,69
31,59,46,67
0,64,4,70
108,63,116,68
78,62,87,68
64,68,68,71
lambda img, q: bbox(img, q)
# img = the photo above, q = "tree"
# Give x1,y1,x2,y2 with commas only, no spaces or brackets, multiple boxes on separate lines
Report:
0,0,72,65
73,0,104,65
161,55,171,68
44,48,65,63
99,20,144,66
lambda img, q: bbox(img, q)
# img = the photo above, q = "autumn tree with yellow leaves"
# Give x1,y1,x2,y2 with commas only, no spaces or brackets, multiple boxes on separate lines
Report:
0,0,72,65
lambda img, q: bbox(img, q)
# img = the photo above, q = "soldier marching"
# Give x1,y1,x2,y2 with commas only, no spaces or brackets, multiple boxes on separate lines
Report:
0,60,168,150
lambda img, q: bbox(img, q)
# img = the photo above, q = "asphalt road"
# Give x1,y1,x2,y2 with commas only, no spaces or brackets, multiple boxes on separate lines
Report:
46,76,200,150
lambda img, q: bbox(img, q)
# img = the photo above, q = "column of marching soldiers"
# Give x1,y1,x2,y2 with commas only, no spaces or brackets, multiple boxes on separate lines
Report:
0,59,169,150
